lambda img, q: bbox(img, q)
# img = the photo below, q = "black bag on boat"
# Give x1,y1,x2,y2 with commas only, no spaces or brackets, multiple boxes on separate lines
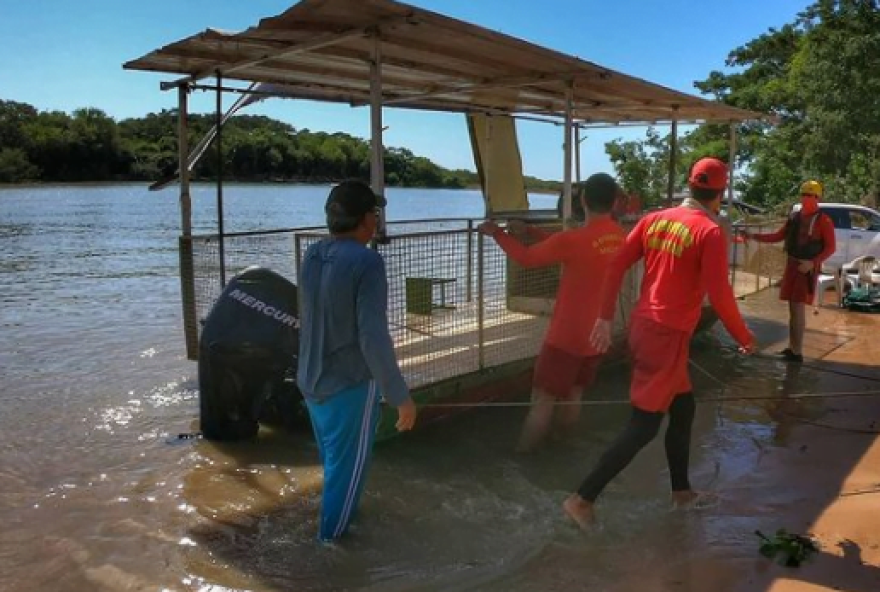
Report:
198,266,303,441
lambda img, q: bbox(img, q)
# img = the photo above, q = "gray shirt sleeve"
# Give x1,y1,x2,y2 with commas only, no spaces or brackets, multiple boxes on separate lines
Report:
356,252,410,406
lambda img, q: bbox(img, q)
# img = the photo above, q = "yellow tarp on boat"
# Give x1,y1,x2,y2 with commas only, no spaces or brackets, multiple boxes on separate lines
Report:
467,114,529,215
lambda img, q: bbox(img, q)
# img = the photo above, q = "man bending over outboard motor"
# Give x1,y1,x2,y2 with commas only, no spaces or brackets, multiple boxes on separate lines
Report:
198,266,301,440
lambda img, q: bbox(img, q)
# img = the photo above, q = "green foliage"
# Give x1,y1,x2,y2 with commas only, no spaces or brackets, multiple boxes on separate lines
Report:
0,148,39,182
607,1,880,210
605,127,685,208
756,529,819,568
0,99,554,192
523,174,562,194
0,100,38,152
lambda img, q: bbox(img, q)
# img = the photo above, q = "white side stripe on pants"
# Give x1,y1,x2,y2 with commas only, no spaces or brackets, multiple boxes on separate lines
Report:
333,381,376,538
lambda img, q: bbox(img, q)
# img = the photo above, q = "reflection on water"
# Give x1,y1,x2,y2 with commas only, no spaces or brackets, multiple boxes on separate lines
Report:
3,184,876,591
180,424,566,592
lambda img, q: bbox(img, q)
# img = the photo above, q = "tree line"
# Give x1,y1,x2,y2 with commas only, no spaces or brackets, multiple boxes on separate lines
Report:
17,0,872,212
606,0,880,213
0,99,561,193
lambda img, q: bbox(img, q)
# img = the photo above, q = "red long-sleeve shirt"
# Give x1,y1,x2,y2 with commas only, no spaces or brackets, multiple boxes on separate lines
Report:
600,204,752,347
750,212,836,265
493,216,624,356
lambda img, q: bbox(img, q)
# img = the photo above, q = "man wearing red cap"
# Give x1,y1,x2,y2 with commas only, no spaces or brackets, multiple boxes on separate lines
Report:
742,180,835,363
563,157,756,529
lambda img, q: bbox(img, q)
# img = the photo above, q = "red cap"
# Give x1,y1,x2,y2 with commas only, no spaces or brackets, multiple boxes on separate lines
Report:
688,157,728,191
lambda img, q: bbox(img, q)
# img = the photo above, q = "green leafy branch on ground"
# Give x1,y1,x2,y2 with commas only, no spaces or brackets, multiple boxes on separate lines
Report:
756,529,820,567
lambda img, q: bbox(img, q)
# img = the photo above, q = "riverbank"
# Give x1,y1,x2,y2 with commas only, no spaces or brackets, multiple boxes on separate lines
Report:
499,288,880,592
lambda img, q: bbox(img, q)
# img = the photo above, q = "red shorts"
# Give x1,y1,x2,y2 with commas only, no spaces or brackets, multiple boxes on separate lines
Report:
533,344,602,399
779,258,817,304
628,316,692,413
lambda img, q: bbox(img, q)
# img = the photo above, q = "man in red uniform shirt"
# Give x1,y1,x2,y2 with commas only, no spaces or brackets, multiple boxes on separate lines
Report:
563,157,756,528
478,173,625,452
743,180,835,363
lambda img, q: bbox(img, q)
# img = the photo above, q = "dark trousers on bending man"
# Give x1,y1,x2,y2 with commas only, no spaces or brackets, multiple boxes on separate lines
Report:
577,392,695,502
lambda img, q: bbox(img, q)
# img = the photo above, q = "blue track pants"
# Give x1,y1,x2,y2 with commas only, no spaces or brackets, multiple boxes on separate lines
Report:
305,381,380,541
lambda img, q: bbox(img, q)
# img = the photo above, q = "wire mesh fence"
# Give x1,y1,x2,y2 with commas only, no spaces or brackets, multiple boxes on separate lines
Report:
182,228,310,358
729,219,788,298
181,216,776,389
290,221,551,389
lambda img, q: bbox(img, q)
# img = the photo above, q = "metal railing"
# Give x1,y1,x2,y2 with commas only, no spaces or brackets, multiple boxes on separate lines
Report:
179,217,777,390
728,219,788,298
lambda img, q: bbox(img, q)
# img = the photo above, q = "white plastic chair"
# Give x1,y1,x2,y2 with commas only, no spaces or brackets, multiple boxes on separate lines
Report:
844,255,879,290
814,269,851,311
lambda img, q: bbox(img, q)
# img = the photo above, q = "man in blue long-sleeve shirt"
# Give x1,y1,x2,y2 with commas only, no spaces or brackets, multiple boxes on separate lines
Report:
298,180,417,542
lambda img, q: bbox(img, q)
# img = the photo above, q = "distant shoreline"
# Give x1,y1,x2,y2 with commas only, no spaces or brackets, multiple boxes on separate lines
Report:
0,180,560,194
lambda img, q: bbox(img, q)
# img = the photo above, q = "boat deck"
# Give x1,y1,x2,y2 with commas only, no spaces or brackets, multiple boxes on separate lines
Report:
389,297,548,390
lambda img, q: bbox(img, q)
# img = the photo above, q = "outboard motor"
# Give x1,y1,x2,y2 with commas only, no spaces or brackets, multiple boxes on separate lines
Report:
198,266,303,441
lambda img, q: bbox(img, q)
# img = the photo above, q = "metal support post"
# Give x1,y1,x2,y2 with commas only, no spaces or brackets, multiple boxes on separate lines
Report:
215,73,226,287
666,115,678,206
562,83,574,225
369,33,387,243
477,232,485,370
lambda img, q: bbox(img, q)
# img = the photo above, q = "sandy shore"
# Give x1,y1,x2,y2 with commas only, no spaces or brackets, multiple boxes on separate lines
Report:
612,290,880,592
487,287,880,592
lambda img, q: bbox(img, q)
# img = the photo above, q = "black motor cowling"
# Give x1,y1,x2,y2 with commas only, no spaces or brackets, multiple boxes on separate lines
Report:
198,266,304,441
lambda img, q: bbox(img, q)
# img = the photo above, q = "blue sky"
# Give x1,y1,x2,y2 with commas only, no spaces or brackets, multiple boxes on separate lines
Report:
1,0,808,181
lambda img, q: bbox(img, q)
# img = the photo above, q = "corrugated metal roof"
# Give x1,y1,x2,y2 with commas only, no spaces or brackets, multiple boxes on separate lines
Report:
124,0,767,125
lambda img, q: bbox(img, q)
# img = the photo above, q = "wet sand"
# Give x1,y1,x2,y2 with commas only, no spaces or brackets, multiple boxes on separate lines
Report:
696,289,880,592
498,289,880,592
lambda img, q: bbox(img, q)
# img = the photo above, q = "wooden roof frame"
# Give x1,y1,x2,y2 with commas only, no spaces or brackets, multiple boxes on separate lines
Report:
123,0,769,126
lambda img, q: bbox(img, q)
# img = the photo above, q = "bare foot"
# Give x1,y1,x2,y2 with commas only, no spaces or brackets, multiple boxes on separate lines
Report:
671,490,719,510
562,494,595,530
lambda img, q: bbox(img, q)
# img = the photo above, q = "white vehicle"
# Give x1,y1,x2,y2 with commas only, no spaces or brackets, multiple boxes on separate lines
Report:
817,203,880,273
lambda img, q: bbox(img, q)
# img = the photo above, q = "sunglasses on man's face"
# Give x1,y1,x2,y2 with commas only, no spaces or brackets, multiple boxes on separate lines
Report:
801,193,818,198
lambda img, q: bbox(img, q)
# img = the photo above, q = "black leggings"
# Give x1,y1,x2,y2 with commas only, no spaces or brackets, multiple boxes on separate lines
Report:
577,393,696,502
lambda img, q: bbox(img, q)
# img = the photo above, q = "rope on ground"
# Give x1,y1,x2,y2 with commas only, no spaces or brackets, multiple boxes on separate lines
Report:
691,349,880,396
772,411,880,436
419,355,880,436
659,357,880,435
748,350,880,384
797,360,880,384
418,354,880,409
417,389,880,409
